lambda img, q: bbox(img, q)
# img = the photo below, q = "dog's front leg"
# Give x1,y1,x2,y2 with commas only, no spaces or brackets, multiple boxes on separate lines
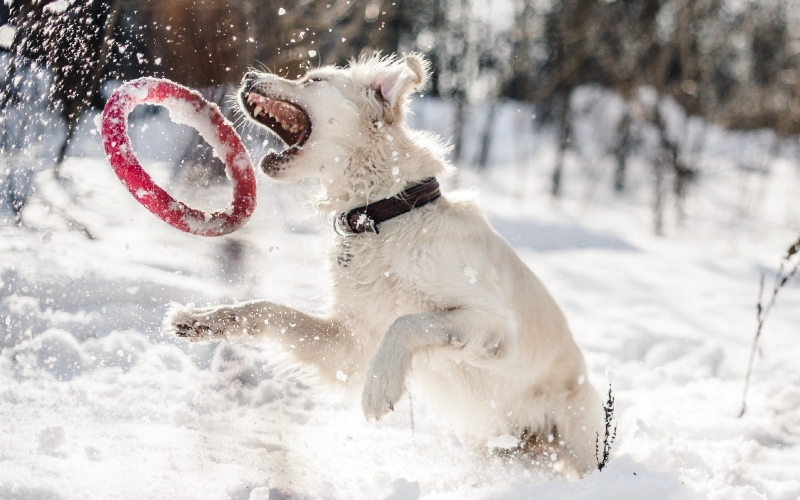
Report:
361,309,508,420
165,301,353,376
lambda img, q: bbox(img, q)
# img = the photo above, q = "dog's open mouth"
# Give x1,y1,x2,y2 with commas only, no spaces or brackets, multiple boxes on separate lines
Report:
243,91,311,173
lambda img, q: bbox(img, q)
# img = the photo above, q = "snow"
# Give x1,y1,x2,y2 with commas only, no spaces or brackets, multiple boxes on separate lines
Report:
486,434,519,450
43,0,70,15
462,266,478,284
0,25,16,49
1,100,800,499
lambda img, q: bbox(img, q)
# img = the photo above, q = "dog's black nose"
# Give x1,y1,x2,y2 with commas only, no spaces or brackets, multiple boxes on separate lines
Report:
242,71,260,86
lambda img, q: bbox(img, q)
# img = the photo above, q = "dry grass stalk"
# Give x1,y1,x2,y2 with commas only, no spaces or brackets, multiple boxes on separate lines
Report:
595,384,617,471
739,235,800,417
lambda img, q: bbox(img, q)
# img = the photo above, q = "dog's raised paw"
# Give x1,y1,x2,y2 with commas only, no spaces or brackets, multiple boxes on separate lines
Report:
361,355,406,421
164,303,227,342
361,390,396,421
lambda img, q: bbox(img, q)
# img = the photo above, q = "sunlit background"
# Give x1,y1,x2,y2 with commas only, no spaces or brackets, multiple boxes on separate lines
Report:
3,0,800,236
2,2,800,499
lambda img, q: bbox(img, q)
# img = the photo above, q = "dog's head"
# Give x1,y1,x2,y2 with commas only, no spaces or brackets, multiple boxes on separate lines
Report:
238,53,432,186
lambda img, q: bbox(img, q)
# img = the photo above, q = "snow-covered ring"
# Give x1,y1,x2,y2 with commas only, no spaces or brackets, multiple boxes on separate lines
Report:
100,77,257,237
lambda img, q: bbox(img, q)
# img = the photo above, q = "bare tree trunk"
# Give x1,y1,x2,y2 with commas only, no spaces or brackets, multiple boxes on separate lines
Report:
475,102,497,169
451,91,467,187
613,108,631,192
513,106,534,201
673,164,694,224
653,158,666,236
448,0,470,188
551,94,570,197
673,120,708,225
54,0,123,177
652,97,670,236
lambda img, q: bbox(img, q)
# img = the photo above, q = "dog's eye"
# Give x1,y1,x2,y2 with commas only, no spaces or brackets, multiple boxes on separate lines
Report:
303,77,324,86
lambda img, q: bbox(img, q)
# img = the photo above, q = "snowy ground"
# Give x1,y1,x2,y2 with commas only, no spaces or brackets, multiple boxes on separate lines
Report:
1,103,800,500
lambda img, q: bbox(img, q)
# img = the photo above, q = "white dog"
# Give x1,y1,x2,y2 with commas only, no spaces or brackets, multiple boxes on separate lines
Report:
166,53,603,476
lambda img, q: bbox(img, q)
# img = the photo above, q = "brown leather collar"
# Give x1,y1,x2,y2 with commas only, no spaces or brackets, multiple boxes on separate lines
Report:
334,178,441,235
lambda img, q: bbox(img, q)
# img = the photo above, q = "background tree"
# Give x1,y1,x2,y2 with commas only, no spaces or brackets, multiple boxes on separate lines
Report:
4,0,800,235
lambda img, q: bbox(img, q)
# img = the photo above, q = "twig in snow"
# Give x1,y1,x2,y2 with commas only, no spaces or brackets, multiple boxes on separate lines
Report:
595,384,617,471
409,393,415,436
39,199,95,240
739,235,800,417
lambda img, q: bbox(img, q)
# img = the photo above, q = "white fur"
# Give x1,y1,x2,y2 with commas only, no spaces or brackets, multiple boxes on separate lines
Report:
166,54,603,476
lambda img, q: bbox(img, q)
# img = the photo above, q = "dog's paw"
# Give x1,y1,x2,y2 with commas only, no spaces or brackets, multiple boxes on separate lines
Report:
164,303,239,342
361,348,408,421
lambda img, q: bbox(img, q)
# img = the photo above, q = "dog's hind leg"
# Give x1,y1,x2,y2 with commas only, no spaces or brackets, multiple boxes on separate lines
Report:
165,301,359,380
361,308,511,420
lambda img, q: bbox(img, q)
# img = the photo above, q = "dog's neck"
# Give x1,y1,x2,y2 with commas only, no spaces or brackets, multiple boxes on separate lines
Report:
316,126,449,214
334,177,441,234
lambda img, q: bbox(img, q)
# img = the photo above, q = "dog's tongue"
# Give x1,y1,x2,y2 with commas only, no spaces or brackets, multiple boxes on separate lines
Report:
272,101,305,126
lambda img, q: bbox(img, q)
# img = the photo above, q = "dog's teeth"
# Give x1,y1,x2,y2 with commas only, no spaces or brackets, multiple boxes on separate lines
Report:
290,124,300,133
281,122,291,131
254,105,263,117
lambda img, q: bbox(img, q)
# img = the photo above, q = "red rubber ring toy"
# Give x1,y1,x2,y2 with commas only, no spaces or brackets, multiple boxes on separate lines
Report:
101,77,257,237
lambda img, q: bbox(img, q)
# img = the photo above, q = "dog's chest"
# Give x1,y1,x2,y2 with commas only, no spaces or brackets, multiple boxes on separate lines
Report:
332,234,431,315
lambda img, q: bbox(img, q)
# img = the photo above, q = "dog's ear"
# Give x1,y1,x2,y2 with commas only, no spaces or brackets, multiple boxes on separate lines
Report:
373,53,429,123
